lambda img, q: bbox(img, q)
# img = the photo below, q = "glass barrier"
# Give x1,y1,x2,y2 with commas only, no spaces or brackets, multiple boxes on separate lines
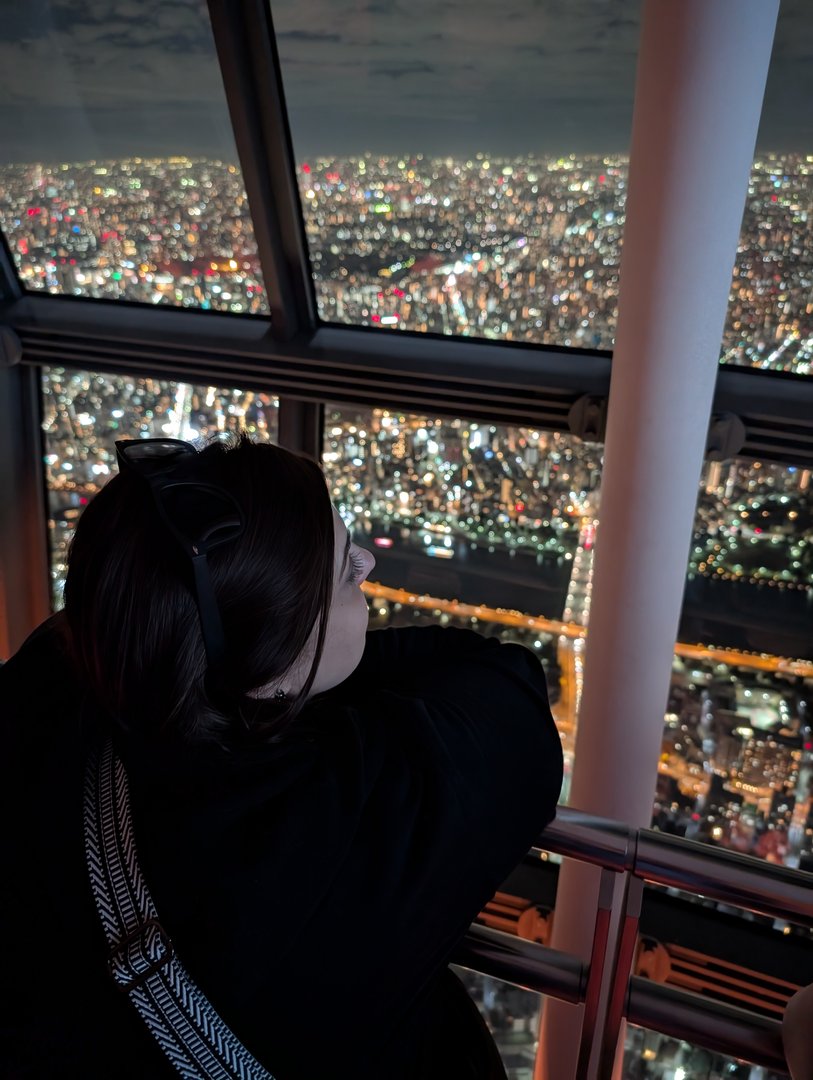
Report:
451,975,795,1079
623,1023,789,1080
669,455,813,872
275,0,639,350
0,0,269,314
450,966,543,1080
323,402,604,802
275,0,812,376
721,1,813,376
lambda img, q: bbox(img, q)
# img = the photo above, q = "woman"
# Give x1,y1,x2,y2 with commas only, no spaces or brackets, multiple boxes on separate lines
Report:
1,431,563,1079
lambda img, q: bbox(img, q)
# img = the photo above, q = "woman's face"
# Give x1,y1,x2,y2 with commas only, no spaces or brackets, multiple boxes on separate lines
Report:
250,506,376,701
309,506,376,695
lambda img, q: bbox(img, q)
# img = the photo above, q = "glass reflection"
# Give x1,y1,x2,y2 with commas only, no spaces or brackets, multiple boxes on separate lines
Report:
623,1023,789,1079
451,966,542,1080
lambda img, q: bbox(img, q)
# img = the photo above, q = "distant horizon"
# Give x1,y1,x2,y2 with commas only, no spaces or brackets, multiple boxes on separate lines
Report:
1,146,812,170
2,1,810,172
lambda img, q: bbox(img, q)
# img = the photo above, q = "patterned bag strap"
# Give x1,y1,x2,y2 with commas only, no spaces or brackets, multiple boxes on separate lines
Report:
83,737,275,1080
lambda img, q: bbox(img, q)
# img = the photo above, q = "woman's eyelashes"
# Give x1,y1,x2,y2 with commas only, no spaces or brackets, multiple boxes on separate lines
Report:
348,549,366,584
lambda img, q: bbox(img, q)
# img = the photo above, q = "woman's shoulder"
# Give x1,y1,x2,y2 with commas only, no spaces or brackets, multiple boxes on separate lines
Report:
306,625,564,847
323,626,562,760
1,611,74,710
327,625,555,716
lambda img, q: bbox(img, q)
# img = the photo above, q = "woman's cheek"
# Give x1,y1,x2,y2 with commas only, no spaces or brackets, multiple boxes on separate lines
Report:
356,587,370,627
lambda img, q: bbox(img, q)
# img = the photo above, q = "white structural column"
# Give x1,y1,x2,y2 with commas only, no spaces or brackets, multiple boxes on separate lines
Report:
536,3,779,1078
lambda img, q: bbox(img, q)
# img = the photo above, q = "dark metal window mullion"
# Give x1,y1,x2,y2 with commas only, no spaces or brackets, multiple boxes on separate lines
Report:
205,0,317,341
276,398,324,462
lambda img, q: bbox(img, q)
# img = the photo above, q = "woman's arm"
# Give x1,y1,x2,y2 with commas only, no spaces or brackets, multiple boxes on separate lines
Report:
312,632,564,1060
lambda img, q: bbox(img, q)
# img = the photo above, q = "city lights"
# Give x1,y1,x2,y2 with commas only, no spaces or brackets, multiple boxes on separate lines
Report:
1,152,811,375
21,149,813,881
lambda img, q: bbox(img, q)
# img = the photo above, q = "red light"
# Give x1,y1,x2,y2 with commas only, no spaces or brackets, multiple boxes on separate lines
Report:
754,527,763,534
805,742,813,752
691,813,701,821
599,175,606,183
79,497,88,505
515,501,525,512
27,207,42,217
771,194,778,202
373,537,394,548
371,314,381,322
302,163,311,174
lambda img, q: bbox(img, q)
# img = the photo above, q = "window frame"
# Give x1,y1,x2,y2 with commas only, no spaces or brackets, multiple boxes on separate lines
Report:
1,0,813,645
1,8,812,1071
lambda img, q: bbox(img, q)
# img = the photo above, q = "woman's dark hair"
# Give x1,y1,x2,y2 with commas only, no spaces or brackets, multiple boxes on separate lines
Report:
63,431,335,745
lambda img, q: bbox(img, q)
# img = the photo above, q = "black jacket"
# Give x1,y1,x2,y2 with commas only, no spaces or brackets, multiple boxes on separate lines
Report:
1,615,563,1079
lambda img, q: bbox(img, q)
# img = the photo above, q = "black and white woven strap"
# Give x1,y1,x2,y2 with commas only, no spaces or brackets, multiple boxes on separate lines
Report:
83,737,275,1080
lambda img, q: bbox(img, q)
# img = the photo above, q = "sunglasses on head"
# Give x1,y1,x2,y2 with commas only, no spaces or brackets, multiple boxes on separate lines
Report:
114,437,244,680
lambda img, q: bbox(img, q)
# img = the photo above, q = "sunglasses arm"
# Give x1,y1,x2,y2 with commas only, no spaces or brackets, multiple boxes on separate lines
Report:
191,551,227,674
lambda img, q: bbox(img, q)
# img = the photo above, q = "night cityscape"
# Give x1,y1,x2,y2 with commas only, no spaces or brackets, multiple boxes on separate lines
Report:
5,144,806,1080
40,369,813,886
3,0,812,1072
36,367,813,1080
1,152,812,375
0,158,269,315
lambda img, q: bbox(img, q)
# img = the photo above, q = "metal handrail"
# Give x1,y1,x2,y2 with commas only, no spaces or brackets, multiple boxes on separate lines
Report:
454,805,805,1078
546,806,813,925
627,978,789,1074
454,932,790,1074
533,807,635,872
634,829,813,924
455,924,585,1005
